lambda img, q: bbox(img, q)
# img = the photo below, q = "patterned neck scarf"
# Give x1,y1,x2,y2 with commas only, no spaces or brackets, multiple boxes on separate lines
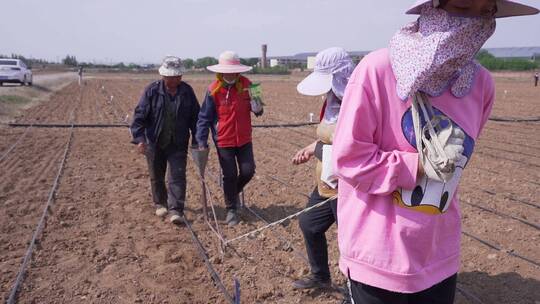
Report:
390,3,496,101
323,91,342,124
211,73,244,97
328,59,355,100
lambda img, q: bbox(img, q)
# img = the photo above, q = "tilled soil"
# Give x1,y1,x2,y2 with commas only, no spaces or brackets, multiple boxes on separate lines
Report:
0,73,538,304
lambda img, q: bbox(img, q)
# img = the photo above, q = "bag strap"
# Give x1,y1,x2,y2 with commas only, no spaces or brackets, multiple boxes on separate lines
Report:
412,92,455,181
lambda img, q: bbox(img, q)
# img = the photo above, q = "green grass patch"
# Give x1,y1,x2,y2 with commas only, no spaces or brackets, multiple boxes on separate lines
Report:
0,95,31,105
477,50,539,71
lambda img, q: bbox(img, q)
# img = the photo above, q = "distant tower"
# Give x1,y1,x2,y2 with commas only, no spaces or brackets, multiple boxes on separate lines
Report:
261,44,268,69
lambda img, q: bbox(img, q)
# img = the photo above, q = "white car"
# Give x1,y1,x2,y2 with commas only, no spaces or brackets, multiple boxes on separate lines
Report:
0,59,33,86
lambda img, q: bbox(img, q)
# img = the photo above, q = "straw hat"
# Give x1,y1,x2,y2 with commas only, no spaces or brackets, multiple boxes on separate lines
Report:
406,0,539,18
207,51,253,74
158,56,186,77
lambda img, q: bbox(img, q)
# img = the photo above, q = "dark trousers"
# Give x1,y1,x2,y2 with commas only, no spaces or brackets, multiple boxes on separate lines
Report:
216,142,255,210
298,187,338,281
146,143,187,213
349,274,457,304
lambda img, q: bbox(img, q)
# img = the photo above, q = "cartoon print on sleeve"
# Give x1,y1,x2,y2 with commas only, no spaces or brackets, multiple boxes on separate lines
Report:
392,106,475,214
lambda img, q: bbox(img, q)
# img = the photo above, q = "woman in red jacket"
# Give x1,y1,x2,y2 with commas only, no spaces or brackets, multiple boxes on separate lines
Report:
196,51,263,226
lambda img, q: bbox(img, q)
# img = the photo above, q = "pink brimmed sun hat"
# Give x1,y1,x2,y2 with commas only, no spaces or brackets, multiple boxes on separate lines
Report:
406,0,539,18
207,51,253,74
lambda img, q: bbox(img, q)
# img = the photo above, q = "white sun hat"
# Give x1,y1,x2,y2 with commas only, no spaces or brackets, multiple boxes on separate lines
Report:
207,51,253,74
406,0,539,18
297,47,354,97
158,56,186,77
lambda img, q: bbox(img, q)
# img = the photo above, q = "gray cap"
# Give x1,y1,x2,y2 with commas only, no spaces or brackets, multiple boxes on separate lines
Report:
159,56,186,77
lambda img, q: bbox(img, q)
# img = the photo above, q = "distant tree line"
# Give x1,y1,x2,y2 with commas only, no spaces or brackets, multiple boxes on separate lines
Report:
476,50,539,71
0,53,54,67
4,51,538,72
179,57,259,69
62,55,78,66
252,66,290,75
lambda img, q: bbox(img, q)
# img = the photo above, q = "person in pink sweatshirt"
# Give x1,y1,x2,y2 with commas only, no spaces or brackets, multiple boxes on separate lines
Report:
332,0,539,303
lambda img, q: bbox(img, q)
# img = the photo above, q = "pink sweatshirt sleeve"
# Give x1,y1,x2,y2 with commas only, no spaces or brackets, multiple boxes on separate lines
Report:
479,72,495,132
333,64,419,196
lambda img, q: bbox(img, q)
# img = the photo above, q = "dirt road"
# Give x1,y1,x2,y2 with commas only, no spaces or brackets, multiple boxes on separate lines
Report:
0,72,76,122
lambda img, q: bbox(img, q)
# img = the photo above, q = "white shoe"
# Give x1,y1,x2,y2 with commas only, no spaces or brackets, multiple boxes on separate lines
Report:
155,207,168,217
170,214,183,225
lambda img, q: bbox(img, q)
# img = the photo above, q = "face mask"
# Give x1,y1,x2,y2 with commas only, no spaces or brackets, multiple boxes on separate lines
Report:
389,3,496,100
222,75,237,85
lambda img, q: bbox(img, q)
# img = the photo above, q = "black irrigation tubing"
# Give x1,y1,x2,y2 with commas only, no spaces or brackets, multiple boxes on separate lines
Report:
253,131,315,170
6,127,74,304
6,122,319,130
479,189,540,210
484,125,538,137
6,123,130,128
180,216,236,304
8,84,83,303
264,134,540,230
252,122,318,128
262,173,311,199
195,170,229,247
210,154,493,304
202,166,353,300
250,139,315,198
243,204,310,263
484,126,540,143
488,116,540,123
481,143,540,160
201,168,309,280
186,160,228,251
203,164,310,262
467,188,540,214
476,150,540,169
253,122,540,271
264,116,318,139
253,129,315,169
255,128,305,149
0,126,32,163
456,283,485,304
471,166,539,188
487,120,540,129
272,124,321,150
462,231,540,268
281,124,318,140
480,137,540,154
256,117,540,211
462,200,540,230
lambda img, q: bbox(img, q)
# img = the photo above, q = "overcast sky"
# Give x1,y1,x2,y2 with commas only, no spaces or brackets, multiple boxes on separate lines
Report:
1,0,539,64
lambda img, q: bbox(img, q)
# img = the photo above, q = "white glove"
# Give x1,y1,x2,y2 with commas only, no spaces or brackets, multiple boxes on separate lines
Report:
444,128,465,164
422,124,465,182
250,99,263,115
412,93,467,183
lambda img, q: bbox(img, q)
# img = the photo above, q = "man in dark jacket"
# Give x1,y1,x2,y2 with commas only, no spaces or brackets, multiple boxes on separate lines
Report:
130,56,200,224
